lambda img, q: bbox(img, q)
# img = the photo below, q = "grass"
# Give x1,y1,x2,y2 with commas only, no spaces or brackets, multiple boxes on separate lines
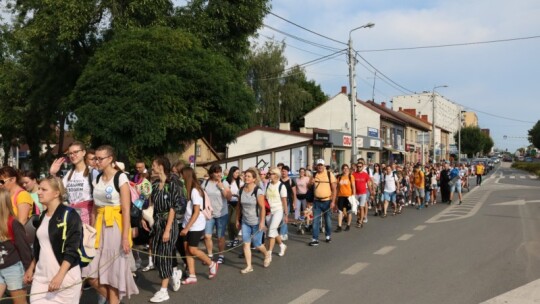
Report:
512,162,540,177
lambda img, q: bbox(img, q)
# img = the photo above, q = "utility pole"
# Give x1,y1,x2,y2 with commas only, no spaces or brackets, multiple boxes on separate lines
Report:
431,85,447,163
348,22,375,164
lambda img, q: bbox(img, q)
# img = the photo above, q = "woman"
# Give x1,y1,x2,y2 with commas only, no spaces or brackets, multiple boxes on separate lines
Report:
24,176,82,303
202,165,231,265
180,167,218,284
295,168,309,220
336,164,355,232
265,167,287,258
147,157,181,302
0,167,34,227
21,170,44,214
0,189,32,304
225,166,243,248
84,145,138,303
370,164,383,216
236,168,271,273
49,141,94,226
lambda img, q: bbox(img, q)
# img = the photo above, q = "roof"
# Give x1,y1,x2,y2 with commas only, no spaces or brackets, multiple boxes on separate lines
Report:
237,126,312,139
393,110,431,131
362,100,407,126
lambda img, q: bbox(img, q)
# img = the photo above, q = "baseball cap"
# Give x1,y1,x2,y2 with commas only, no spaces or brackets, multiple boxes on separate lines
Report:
316,159,325,165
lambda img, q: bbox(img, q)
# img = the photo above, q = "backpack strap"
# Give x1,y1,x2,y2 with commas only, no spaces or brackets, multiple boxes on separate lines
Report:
88,171,94,196
7,216,15,244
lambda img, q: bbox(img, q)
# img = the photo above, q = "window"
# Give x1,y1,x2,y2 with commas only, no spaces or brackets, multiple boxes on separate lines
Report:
196,145,201,157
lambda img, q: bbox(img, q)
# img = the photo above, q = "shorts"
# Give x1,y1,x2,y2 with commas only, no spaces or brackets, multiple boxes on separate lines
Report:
266,211,283,238
0,261,24,291
205,214,228,238
383,191,397,203
337,197,351,211
414,188,425,198
241,222,264,247
356,194,367,207
451,182,462,193
186,229,205,247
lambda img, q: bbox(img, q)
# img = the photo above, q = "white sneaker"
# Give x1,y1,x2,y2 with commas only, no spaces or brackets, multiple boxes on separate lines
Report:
171,268,182,292
150,290,170,303
278,243,287,257
281,234,288,241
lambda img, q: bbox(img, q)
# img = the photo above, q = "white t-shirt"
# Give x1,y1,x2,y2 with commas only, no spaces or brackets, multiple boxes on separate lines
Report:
93,173,129,207
63,170,93,203
183,188,206,231
383,173,398,193
265,182,287,213
228,180,244,202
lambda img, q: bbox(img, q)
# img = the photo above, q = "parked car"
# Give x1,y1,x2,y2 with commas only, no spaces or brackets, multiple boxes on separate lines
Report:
525,157,533,162
503,156,512,162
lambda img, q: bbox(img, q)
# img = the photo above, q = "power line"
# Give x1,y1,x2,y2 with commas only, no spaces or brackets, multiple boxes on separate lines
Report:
268,12,347,46
263,24,342,52
358,35,540,53
259,34,345,63
460,105,536,124
355,52,416,94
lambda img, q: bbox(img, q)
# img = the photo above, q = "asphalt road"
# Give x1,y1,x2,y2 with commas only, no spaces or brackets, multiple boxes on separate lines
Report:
14,162,540,304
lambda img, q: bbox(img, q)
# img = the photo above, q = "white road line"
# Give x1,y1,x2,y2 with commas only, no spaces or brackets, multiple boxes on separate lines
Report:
520,176,526,179
374,246,396,255
397,234,414,241
510,176,516,179
340,262,369,275
414,225,427,231
480,278,540,303
530,175,538,179
289,289,329,304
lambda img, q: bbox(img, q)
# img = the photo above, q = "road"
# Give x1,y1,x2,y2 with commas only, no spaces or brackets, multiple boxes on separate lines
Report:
51,163,540,303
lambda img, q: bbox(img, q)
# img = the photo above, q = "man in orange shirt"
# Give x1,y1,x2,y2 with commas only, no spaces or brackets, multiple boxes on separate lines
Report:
412,164,425,209
309,159,337,246
475,162,485,186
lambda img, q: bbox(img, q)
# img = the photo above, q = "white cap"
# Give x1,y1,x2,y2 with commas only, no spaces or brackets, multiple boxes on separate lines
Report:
316,159,325,165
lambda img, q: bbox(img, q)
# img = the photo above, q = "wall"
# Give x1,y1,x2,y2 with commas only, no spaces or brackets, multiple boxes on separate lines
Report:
227,130,310,158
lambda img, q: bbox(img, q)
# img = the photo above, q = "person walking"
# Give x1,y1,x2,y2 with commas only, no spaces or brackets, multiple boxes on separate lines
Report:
279,166,296,240
475,162,485,186
309,159,337,246
439,163,451,204
335,164,355,231
225,167,243,249
265,167,288,258
295,168,310,221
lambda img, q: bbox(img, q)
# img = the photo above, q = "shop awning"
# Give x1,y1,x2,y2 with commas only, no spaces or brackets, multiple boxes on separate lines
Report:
383,146,400,154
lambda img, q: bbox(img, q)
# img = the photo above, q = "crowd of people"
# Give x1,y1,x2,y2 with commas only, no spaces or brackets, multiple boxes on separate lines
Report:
0,141,490,303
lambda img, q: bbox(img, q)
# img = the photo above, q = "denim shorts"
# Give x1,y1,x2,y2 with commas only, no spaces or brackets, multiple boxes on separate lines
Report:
0,261,24,291
205,214,228,238
451,182,462,193
356,194,367,207
383,191,397,203
241,222,263,247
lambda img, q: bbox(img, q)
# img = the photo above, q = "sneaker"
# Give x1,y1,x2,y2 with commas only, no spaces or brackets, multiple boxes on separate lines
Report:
344,225,350,231
264,252,272,267
278,243,287,257
209,262,219,279
217,255,225,264
309,240,320,246
459,201,462,205
232,239,240,247
325,236,332,243
181,275,197,285
142,263,155,272
171,268,182,292
281,234,288,241
226,241,234,248
334,226,342,233
150,290,169,303
363,218,368,223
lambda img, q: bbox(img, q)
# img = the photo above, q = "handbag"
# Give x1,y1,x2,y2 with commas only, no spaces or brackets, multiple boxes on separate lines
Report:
142,205,154,227
348,195,358,215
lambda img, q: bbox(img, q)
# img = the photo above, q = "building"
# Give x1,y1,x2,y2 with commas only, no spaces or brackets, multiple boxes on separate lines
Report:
462,111,479,127
167,138,221,178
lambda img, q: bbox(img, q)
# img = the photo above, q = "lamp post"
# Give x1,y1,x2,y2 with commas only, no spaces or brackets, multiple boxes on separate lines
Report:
458,110,465,162
431,85,447,163
349,22,375,164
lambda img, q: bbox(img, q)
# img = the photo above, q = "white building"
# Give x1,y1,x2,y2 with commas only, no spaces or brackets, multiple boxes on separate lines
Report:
392,92,462,146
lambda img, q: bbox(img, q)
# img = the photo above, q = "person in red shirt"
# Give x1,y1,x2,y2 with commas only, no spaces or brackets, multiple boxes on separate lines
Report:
352,161,370,228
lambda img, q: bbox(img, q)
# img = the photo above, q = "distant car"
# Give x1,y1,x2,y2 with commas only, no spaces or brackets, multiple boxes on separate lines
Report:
503,156,512,162
525,157,533,162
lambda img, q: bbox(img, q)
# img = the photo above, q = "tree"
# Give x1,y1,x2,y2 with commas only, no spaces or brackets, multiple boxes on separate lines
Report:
72,27,255,158
528,120,540,149
454,126,493,157
481,134,494,155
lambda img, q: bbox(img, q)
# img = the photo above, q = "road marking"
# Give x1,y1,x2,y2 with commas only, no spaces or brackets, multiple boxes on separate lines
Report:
493,199,540,206
289,289,329,304
397,234,414,241
414,225,427,231
530,175,538,179
340,262,369,275
520,176,526,179
374,246,396,255
480,278,540,303
510,176,516,179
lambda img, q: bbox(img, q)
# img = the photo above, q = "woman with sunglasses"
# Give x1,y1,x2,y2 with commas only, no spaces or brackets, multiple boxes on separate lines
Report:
83,145,138,303
0,167,34,227
49,141,95,226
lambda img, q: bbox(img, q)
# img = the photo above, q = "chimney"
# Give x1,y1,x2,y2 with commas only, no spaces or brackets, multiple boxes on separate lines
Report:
399,107,402,111
341,86,347,94
279,122,291,131
381,101,386,108
403,108,416,116
421,115,429,123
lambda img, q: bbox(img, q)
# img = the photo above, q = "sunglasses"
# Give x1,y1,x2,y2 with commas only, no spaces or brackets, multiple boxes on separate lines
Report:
0,177,13,185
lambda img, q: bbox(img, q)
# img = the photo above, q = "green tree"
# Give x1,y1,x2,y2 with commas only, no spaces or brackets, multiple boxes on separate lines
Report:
481,133,494,155
528,120,540,149
72,27,255,158
454,126,488,157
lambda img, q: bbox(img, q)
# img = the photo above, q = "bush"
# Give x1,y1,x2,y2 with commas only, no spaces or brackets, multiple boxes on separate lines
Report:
512,162,540,176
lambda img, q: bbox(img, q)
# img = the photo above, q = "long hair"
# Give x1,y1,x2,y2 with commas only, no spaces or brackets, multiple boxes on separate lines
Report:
181,167,203,201
95,145,122,171
0,166,22,187
0,189,14,241
153,156,171,176
226,166,241,188
67,141,89,180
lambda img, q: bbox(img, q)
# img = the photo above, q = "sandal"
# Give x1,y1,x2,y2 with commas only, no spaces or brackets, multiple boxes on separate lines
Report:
141,264,155,272
240,267,254,274
264,253,272,268
217,256,225,264
181,276,197,285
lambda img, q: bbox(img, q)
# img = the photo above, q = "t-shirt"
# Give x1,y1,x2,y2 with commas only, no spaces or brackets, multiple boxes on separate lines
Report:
202,180,229,218
11,190,34,218
63,170,93,204
476,164,485,175
295,176,309,195
183,188,206,231
383,172,398,193
337,174,354,197
265,182,287,214
93,172,129,207
239,186,264,225
313,169,336,200
353,171,369,195
0,218,32,270
413,170,425,188
29,192,44,214
228,180,244,203
280,178,296,203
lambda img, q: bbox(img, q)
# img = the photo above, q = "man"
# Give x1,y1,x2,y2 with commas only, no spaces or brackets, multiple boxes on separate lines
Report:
412,164,425,208
353,161,370,227
475,162,485,186
381,165,399,217
280,165,297,241
439,162,451,203
133,160,147,183
309,159,337,246
449,163,463,205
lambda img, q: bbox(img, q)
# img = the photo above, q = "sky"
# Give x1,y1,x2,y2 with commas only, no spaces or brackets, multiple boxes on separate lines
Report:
255,0,540,153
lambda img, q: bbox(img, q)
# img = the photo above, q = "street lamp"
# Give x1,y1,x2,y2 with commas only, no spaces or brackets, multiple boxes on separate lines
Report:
458,110,465,162
431,85,447,163
349,22,375,163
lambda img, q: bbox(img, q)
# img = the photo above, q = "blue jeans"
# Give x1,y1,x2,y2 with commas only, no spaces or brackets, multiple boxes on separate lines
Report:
312,200,332,240
279,198,293,236
424,190,431,205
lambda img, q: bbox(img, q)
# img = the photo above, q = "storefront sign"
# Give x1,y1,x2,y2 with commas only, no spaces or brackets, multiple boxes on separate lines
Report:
343,135,352,147
368,127,379,138
370,139,381,148
313,132,330,142
357,137,364,148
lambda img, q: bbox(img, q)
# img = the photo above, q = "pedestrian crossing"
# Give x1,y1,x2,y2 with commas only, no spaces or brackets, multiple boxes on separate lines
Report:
497,174,537,180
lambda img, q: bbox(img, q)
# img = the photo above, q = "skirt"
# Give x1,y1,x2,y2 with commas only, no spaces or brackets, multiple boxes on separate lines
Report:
82,220,139,300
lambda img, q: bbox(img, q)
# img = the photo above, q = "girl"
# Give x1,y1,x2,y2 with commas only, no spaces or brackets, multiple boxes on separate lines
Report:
225,166,243,248
180,167,218,284
148,157,181,302
84,145,138,304
295,168,309,221
21,170,44,214
336,164,355,231
236,168,271,273
0,167,34,226
24,176,82,304
0,189,32,304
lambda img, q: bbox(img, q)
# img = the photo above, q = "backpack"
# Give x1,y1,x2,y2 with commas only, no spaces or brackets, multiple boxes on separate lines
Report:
238,185,264,217
57,208,96,267
96,171,141,226
200,189,214,220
